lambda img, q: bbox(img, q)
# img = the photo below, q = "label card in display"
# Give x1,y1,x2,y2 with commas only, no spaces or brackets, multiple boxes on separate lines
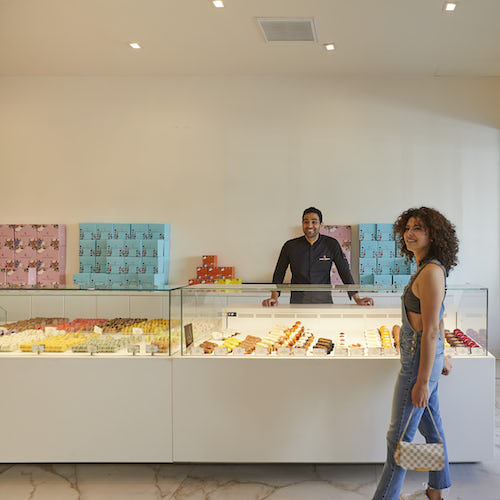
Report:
444,346,455,356
293,347,307,357
94,326,103,334
232,346,246,356
470,347,484,356
191,346,205,356
277,346,291,356
146,344,159,355
254,346,269,356
455,346,470,356
226,312,237,317
32,345,45,354
184,323,194,348
334,347,348,357
349,347,364,357
312,347,327,357
382,347,397,356
45,327,57,334
367,347,383,357
87,345,98,355
214,346,228,356
127,345,140,355
132,328,144,335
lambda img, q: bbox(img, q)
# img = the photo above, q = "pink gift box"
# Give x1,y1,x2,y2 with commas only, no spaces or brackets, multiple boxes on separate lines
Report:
33,224,66,242
0,239,14,259
5,259,22,275
0,225,13,238
37,270,65,286
11,224,36,238
6,269,28,286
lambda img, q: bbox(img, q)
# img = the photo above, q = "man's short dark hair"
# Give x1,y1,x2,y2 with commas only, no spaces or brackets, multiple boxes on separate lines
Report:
302,207,323,223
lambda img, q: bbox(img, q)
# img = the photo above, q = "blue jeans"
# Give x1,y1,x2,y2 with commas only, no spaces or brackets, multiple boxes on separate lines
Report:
372,318,451,499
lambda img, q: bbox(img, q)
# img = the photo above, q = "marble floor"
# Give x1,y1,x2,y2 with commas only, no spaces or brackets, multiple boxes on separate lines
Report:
1,367,499,500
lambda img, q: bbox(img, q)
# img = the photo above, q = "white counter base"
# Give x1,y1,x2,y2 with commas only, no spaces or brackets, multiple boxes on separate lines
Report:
0,357,173,462
172,356,495,463
0,355,494,463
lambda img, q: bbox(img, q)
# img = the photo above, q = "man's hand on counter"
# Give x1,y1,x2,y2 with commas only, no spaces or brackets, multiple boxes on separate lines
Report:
352,293,374,306
262,292,279,307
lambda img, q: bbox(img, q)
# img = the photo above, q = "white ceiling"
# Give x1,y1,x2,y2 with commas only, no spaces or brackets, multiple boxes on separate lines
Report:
1,0,500,77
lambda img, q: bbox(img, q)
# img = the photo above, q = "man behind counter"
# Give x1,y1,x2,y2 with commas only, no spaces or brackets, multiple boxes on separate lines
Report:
262,207,374,306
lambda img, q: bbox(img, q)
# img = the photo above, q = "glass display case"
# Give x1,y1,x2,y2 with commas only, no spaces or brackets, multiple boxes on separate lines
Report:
174,284,488,357
0,286,180,356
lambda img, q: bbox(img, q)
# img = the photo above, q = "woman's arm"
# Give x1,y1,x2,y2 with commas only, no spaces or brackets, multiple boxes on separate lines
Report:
411,264,445,408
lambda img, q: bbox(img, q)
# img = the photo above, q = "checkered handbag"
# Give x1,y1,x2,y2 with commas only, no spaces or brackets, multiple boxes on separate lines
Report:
394,406,445,471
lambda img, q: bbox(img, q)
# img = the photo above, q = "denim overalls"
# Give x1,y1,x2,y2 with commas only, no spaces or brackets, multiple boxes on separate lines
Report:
372,261,451,499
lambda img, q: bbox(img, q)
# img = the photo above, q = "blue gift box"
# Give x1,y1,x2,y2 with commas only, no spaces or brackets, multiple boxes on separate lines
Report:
360,241,378,259
374,274,393,286
376,224,395,241
359,258,377,275
377,258,395,275
79,240,96,257
359,224,376,242
360,274,374,285
95,223,113,240
393,275,411,286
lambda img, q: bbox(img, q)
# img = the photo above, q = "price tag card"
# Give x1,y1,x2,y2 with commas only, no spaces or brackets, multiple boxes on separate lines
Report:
293,347,307,357
190,346,205,356
127,345,140,355
254,346,269,356
455,346,470,356
349,347,365,357
45,327,57,334
94,326,103,334
312,347,327,357
31,345,45,354
214,346,228,356
232,346,246,356
132,328,144,335
87,345,98,354
382,347,397,356
277,346,292,356
444,346,455,356
367,347,383,357
470,346,485,356
146,344,159,354
334,347,348,357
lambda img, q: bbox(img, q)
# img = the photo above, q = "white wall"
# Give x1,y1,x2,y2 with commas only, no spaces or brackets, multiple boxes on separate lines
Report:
0,76,499,353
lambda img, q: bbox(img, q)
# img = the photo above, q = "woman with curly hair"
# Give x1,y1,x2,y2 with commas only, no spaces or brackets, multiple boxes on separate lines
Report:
373,207,459,500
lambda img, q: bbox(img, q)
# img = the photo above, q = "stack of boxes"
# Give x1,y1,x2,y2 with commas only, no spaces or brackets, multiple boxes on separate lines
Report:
188,255,242,285
359,223,416,286
73,223,169,288
0,224,66,287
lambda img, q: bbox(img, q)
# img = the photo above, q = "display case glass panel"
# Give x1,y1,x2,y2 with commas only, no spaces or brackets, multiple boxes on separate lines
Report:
0,286,180,356
174,284,488,357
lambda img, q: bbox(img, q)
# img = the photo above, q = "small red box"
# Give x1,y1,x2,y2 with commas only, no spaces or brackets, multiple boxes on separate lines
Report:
196,266,209,276
202,255,218,267
218,266,235,278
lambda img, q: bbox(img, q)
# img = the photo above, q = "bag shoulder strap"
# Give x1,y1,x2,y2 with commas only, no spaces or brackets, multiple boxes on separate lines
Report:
398,406,443,444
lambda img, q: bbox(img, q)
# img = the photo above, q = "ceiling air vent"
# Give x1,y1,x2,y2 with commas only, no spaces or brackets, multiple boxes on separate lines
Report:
257,17,317,42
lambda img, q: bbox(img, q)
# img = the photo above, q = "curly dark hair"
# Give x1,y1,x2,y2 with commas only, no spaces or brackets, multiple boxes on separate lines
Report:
394,207,459,276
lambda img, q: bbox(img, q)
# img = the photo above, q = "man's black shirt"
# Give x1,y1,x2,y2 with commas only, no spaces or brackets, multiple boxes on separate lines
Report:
272,234,355,304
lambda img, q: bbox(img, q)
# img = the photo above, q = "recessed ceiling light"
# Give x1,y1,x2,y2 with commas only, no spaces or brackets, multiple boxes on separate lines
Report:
444,2,457,12
213,0,224,7
324,43,335,51
129,42,141,49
